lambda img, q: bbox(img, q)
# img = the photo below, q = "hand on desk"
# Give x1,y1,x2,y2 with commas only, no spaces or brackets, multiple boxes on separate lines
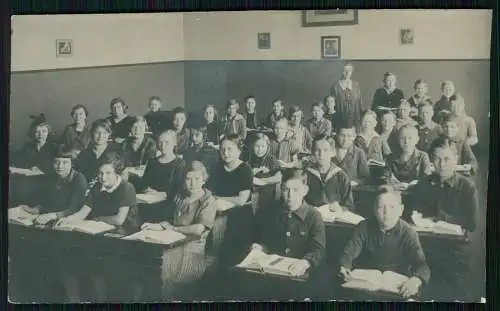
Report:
398,276,422,298
19,205,39,215
141,222,165,231
55,215,79,227
329,202,343,213
289,259,310,277
35,213,58,225
339,266,353,282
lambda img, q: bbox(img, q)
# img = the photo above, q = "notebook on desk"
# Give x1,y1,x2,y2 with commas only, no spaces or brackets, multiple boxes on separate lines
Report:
236,249,307,278
122,229,186,246
53,220,116,235
9,166,44,176
317,205,365,225
342,269,409,295
411,213,464,236
8,207,38,226
136,192,167,204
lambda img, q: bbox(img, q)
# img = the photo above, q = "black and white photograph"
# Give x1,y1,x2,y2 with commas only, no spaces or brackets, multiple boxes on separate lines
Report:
7,10,492,303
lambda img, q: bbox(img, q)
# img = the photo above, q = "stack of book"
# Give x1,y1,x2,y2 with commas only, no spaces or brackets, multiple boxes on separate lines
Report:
8,207,38,226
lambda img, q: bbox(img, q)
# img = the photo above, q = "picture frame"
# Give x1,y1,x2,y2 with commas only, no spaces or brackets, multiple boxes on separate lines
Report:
56,39,73,57
321,36,341,59
400,28,414,45
257,32,271,50
302,10,358,27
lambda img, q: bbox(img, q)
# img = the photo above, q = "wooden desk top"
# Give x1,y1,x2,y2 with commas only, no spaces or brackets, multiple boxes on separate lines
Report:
229,266,309,282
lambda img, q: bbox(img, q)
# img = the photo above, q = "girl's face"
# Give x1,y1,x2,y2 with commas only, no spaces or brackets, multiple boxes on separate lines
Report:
53,157,72,178
185,170,205,194
433,147,457,178
290,111,302,126
220,140,240,164
442,83,455,98
361,115,377,131
273,102,283,115
98,164,118,188
204,106,215,123
381,114,396,131
443,121,459,138
398,129,418,153
72,108,87,124
313,139,334,164
384,75,396,89
227,104,238,117
337,128,356,149
246,98,256,111
253,138,268,158
149,100,161,112
34,125,49,143
312,106,324,119
419,106,434,124
325,97,336,112
399,103,411,118
111,103,125,117
157,133,176,155
415,83,428,97
374,193,403,231
130,121,146,138
173,113,186,130
92,126,110,146
342,65,353,79
191,129,204,145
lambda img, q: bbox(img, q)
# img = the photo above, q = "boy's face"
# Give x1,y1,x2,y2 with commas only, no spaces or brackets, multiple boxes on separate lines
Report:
399,103,411,118
433,147,457,178
443,121,459,138
290,111,302,126
253,138,268,158
415,83,427,97
384,75,396,89
398,128,418,153
381,114,396,131
442,83,455,98
246,98,256,111
72,108,87,123
111,103,125,117
337,128,356,148
314,139,334,163
374,193,403,231
191,129,204,145
98,164,118,188
361,115,377,131
273,102,283,115
157,133,176,155
274,120,288,139
451,100,465,115
173,113,186,130
130,121,146,138
185,170,205,194
312,106,324,119
418,106,434,124
221,140,240,163
342,65,353,79
53,157,72,178
149,100,161,112
281,178,308,210
228,104,238,117
325,97,336,112
204,107,215,122
92,126,110,146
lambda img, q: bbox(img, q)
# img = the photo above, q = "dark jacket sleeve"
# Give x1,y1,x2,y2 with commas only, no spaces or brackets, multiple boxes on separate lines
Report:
59,173,89,217
339,220,368,269
461,142,478,174
357,149,370,180
402,226,431,284
338,172,354,210
303,209,326,268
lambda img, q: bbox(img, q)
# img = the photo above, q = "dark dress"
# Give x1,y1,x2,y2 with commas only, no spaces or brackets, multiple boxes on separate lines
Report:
60,123,91,153
205,121,222,146
182,144,219,172
139,157,186,196
144,111,171,137
331,80,363,131
14,141,57,173
120,136,158,167
372,88,405,113
74,143,121,181
107,115,135,140
248,151,279,214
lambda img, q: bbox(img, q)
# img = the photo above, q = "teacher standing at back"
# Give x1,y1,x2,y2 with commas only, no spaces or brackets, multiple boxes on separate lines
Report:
330,63,364,133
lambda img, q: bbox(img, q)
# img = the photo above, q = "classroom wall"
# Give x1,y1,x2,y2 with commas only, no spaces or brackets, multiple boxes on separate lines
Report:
184,60,490,154
183,10,492,60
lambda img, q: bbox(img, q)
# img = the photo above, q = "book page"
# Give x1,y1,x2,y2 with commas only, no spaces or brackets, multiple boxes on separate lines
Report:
72,220,116,235
336,211,365,225
380,271,409,294
342,269,382,292
433,221,464,236
236,248,271,269
8,207,37,226
317,204,337,223
140,229,186,245
136,192,167,204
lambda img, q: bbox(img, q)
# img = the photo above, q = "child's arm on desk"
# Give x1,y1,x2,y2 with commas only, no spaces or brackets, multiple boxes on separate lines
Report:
338,221,367,273
215,189,251,210
95,206,130,226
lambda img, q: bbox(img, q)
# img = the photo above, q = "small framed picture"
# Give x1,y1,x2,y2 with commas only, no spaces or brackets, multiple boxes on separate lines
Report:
400,28,414,45
321,36,341,59
303,10,359,27
258,32,271,50
56,39,73,57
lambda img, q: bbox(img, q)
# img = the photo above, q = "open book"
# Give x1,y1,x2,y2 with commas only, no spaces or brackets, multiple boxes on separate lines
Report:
342,269,409,294
411,212,464,236
236,248,307,278
8,207,38,226
53,220,116,235
122,229,186,245
9,166,44,176
136,192,167,204
455,164,472,173
317,205,365,225
368,159,386,167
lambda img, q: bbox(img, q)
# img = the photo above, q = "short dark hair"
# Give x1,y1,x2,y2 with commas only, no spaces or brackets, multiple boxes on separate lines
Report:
227,99,240,108
99,151,125,174
244,95,255,102
53,146,77,160
413,79,427,90
221,134,242,150
289,105,303,116
71,104,89,118
28,113,51,138
374,185,402,206
312,101,326,112
429,139,458,161
90,119,113,135
282,168,307,185
109,97,127,112
312,134,332,150
272,98,284,106
148,96,162,103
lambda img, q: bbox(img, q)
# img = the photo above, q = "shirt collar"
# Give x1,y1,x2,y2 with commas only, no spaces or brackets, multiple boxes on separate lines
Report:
340,79,352,90
280,202,309,221
429,173,459,187
384,86,396,94
358,132,379,143
100,176,122,193
373,218,402,235
418,122,436,130
55,169,76,185
306,163,343,182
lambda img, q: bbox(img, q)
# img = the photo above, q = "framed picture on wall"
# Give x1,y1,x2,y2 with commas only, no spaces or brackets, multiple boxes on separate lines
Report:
302,10,358,27
56,39,73,57
258,32,271,49
400,28,414,45
321,36,341,59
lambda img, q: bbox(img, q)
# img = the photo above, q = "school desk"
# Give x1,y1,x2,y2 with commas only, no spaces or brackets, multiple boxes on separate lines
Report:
8,223,191,303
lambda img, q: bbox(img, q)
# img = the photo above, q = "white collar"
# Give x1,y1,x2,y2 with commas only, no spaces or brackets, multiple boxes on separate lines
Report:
100,176,122,193
358,131,379,143
306,164,343,183
339,79,353,90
